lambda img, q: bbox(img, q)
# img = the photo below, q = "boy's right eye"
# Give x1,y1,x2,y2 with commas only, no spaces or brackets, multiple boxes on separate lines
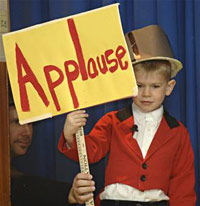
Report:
137,84,143,88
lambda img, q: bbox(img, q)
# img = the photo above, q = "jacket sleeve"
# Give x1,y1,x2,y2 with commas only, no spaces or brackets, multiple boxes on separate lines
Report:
168,126,196,206
58,112,114,163
11,175,73,206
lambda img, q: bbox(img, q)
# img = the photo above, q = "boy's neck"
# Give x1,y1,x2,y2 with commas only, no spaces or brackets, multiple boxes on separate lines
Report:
132,102,163,125
132,102,163,114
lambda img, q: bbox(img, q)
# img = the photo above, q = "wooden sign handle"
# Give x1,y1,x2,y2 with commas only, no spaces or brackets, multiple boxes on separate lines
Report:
75,126,95,206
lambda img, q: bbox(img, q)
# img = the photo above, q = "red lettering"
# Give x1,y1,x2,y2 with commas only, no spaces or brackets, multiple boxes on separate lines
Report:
64,60,79,108
15,17,130,113
105,49,118,73
116,46,128,70
87,58,98,79
96,55,108,74
67,18,88,81
15,43,49,111
44,65,64,111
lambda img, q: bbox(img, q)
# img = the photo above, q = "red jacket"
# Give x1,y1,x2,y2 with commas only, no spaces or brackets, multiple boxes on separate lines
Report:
58,105,196,206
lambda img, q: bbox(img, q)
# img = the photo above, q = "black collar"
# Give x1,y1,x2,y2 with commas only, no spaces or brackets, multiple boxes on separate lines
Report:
116,105,179,129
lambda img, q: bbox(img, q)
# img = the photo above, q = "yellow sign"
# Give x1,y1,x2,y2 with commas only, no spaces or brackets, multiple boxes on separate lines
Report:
3,4,137,124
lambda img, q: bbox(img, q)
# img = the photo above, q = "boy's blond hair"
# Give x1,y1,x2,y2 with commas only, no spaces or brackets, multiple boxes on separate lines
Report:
133,60,172,81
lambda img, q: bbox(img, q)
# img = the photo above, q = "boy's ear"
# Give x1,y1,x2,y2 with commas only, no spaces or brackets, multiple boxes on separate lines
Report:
166,79,176,96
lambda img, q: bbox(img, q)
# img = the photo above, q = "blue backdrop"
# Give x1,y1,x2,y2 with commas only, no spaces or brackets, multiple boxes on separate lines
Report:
10,0,200,205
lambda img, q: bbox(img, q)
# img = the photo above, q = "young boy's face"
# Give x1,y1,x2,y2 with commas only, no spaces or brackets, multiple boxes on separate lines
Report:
133,69,176,113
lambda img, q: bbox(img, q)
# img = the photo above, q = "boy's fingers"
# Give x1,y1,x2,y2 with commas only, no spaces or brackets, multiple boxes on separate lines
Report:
76,193,94,204
75,173,93,180
74,116,88,121
74,174,94,186
68,112,89,122
73,122,86,127
75,179,95,188
75,185,95,195
70,110,87,116
73,114,89,120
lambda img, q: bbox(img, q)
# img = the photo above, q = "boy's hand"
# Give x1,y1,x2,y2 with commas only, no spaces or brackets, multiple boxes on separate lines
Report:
63,110,88,147
68,173,95,204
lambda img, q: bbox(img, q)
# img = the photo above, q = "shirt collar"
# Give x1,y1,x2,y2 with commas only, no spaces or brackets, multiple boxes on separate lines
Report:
132,102,163,124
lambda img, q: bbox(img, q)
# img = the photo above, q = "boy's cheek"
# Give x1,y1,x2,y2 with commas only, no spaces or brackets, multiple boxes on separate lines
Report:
132,96,138,102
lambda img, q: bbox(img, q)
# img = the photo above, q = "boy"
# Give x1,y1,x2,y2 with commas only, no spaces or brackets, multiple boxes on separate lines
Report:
58,25,196,206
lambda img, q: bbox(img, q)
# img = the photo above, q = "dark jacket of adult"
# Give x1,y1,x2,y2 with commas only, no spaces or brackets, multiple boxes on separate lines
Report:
11,175,74,206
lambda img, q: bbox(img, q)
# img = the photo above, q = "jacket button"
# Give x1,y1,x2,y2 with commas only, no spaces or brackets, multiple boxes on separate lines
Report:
140,175,146,182
142,162,147,169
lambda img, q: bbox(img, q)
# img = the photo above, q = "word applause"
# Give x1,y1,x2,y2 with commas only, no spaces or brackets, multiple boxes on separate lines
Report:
16,18,128,111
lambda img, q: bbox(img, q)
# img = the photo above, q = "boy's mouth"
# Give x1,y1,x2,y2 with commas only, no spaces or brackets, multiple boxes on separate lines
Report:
141,101,152,105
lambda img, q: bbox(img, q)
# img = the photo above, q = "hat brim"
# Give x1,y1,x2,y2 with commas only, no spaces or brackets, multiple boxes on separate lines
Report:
132,56,183,78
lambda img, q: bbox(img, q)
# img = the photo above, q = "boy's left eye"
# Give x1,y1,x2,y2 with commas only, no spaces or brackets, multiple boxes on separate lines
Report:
153,85,160,88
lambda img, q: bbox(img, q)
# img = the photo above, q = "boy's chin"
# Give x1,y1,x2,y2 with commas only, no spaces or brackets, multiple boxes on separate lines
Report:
136,104,161,113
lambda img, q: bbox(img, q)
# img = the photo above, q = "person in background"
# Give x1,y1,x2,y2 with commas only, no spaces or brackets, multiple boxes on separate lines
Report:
58,25,196,206
9,93,95,206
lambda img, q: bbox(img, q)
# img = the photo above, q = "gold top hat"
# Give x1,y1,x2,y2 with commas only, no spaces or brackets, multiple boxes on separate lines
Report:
125,25,182,78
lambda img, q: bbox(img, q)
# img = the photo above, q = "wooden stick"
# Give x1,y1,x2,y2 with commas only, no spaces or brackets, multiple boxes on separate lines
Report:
75,126,95,206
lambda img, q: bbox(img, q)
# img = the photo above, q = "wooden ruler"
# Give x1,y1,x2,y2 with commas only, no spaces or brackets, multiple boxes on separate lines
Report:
75,126,95,206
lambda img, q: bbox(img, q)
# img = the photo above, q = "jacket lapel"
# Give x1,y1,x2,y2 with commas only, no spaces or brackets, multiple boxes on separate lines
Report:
145,110,180,160
116,105,143,160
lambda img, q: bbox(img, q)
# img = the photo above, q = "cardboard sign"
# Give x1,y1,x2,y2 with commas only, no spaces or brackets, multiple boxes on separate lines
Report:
3,4,137,124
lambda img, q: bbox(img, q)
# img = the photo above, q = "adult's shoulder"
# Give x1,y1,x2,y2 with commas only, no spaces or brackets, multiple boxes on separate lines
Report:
11,175,72,206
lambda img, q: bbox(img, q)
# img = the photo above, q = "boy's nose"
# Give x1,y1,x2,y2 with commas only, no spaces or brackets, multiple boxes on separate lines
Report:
142,87,151,96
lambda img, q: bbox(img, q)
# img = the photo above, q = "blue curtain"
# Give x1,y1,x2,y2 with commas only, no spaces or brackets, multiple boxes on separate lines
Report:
10,0,200,205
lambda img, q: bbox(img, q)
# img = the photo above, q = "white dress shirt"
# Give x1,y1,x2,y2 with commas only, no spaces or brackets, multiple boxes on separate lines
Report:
100,103,169,202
